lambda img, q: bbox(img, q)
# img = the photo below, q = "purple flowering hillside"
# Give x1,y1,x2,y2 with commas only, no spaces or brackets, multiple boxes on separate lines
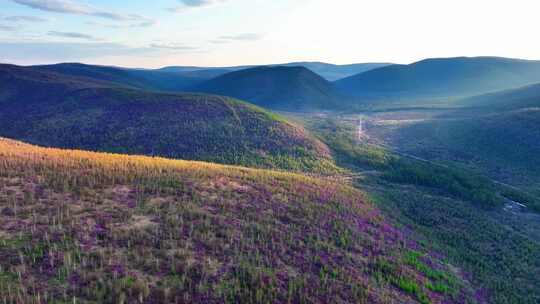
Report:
0,138,477,303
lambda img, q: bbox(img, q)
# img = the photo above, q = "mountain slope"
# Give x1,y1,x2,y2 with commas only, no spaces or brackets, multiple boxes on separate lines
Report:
0,138,477,303
336,57,540,100
369,107,540,193
374,84,540,190
193,66,343,110
460,82,540,110
34,63,205,91
0,64,336,173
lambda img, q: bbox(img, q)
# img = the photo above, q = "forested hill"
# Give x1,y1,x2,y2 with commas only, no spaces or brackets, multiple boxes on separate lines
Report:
193,66,343,110
0,64,337,173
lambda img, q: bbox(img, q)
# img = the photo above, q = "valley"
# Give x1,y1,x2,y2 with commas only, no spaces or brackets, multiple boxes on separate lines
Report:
360,108,540,196
286,111,540,303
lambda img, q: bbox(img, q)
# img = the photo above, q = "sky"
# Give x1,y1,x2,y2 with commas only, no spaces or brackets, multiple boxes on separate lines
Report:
0,0,539,68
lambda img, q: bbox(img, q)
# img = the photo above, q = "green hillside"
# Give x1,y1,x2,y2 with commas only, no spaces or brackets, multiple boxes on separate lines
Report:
379,108,540,193
0,138,476,303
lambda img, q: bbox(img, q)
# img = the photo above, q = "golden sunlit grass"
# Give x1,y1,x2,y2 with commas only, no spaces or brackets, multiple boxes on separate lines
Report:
0,137,323,189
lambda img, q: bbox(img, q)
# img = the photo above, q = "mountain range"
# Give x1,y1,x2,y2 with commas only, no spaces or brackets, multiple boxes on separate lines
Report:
158,61,391,81
335,56,540,101
26,56,540,110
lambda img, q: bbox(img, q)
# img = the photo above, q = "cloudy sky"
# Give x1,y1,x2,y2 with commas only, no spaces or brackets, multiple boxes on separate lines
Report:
1,0,539,67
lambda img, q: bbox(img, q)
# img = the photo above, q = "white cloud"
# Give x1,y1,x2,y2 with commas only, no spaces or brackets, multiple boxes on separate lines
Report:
150,43,199,51
48,30,102,41
11,0,155,26
167,0,229,13
0,24,18,31
219,33,263,41
179,0,227,7
4,16,49,22
211,33,264,44
86,20,156,29
209,39,229,44
12,0,93,15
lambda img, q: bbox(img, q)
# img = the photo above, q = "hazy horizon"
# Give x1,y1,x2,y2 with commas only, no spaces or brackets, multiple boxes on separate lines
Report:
4,55,540,70
1,0,540,68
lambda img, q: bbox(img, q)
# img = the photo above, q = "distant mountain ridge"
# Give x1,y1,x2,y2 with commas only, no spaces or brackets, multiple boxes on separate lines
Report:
29,61,390,97
34,62,203,91
23,56,540,110
159,61,391,81
335,56,540,100
192,65,344,110
276,62,391,81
